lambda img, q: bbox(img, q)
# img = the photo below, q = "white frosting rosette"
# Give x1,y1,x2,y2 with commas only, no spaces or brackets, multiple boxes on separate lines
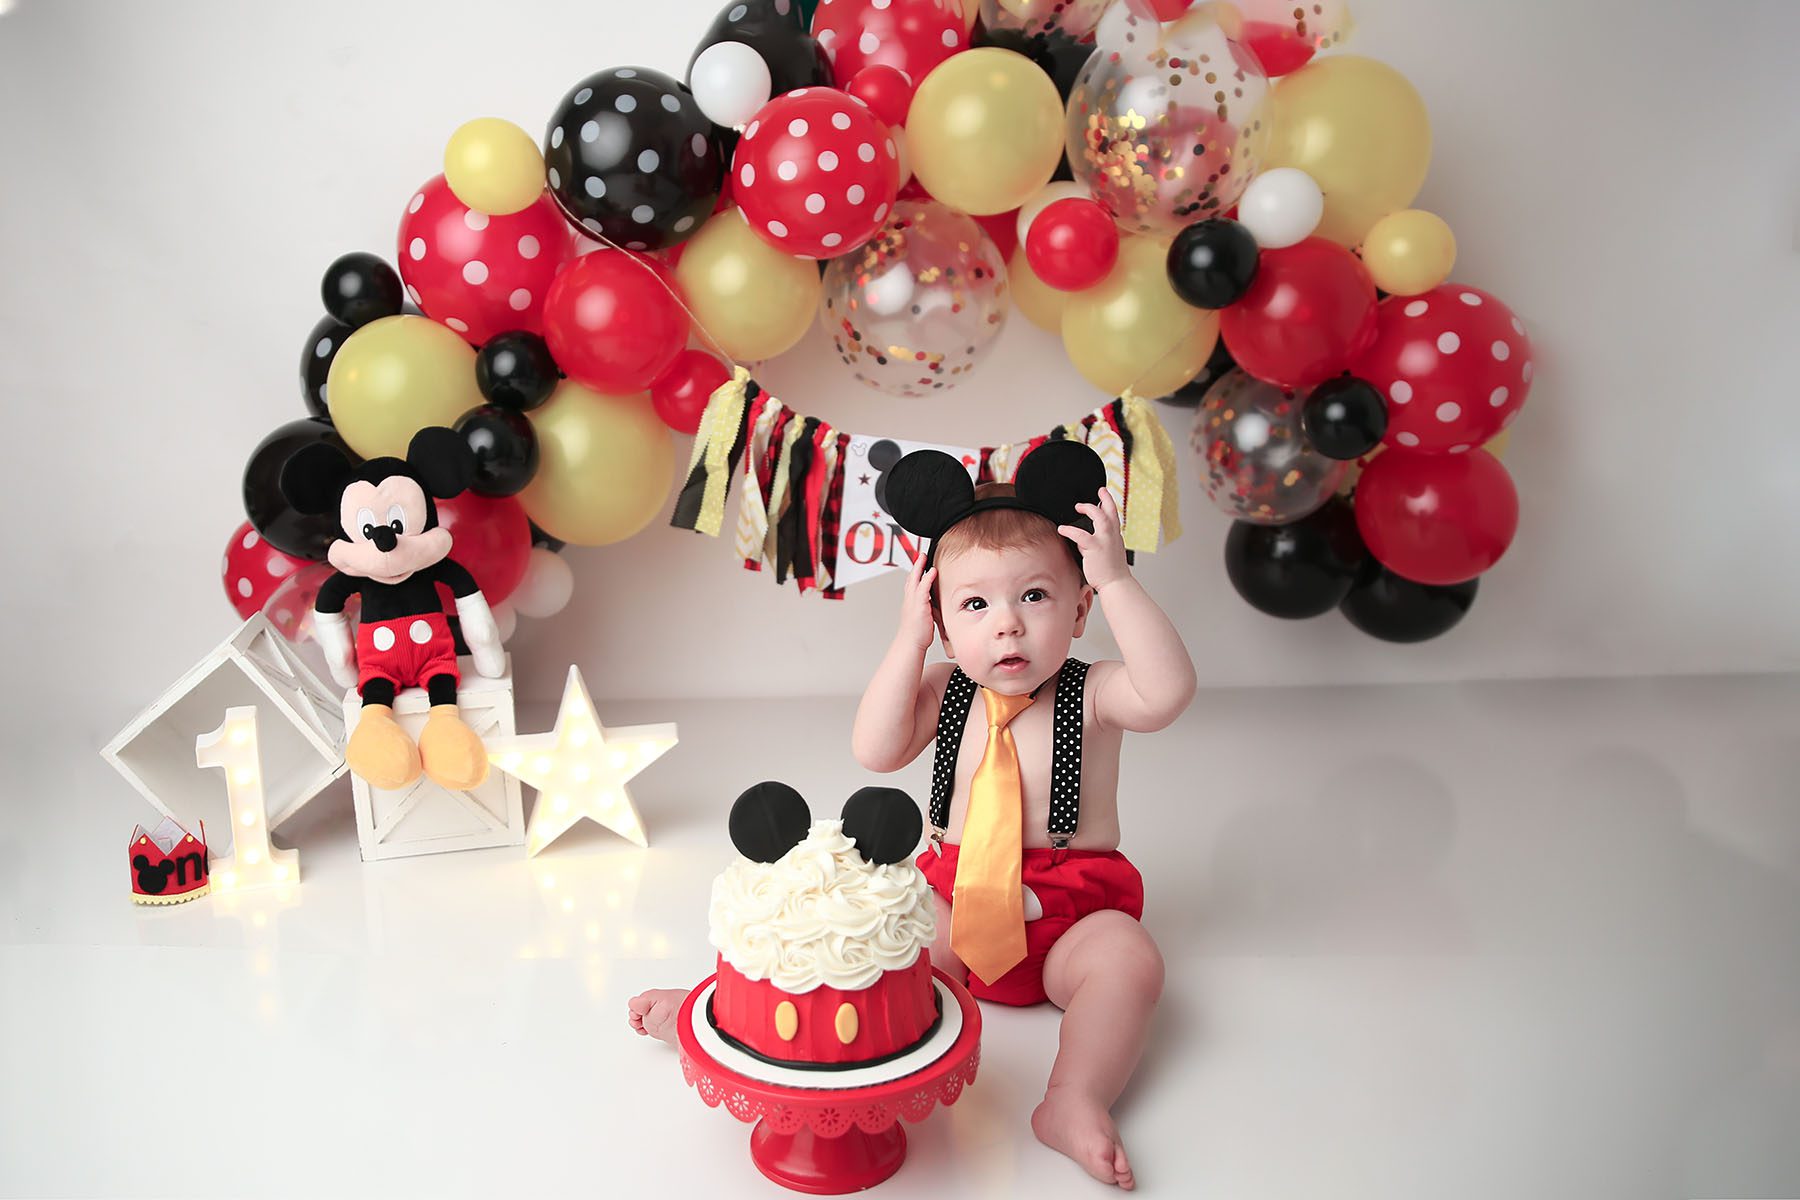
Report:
709,820,936,993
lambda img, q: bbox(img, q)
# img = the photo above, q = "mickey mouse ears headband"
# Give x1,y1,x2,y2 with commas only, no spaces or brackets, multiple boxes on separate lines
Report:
883,439,1109,566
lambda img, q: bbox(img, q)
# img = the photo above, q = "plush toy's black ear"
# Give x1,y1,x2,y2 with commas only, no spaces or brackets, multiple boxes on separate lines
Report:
840,787,923,865
407,426,475,499
1013,440,1109,536
278,443,355,517
883,449,975,539
729,781,812,863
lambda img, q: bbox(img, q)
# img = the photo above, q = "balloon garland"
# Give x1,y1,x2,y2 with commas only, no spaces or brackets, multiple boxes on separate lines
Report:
228,0,1530,648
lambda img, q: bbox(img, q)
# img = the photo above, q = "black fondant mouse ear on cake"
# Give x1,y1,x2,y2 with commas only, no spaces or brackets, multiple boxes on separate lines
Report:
840,787,924,865
729,781,812,863
1012,440,1109,537
883,449,976,541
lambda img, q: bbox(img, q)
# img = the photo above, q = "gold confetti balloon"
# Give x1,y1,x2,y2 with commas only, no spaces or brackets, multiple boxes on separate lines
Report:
820,200,1011,399
1192,368,1347,524
980,0,1112,40
1065,4,1273,235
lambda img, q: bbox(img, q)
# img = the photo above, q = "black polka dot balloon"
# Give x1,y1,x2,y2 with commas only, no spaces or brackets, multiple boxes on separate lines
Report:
544,67,725,252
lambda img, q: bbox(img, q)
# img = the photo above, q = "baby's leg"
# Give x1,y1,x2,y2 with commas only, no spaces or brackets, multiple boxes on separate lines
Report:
1032,911,1164,1191
626,988,689,1044
927,888,968,984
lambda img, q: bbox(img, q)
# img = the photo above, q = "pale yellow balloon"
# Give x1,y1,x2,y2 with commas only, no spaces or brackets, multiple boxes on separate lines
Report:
1361,209,1456,296
1061,237,1219,397
1265,56,1432,249
674,211,821,362
326,315,484,460
444,118,545,216
1483,428,1512,460
1008,246,1068,333
907,48,1064,216
520,382,675,546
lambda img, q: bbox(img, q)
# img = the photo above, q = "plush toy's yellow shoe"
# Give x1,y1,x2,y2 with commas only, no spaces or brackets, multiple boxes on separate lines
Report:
419,704,489,791
347,704,422,790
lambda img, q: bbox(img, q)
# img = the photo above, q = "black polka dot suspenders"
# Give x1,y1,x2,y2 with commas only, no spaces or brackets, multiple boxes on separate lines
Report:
929,658,1089,858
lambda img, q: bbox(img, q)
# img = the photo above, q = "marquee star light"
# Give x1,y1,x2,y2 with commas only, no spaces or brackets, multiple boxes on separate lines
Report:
486,666,676,856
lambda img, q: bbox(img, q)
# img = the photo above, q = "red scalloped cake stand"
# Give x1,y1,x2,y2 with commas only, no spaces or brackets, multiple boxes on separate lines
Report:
677,969,982,1194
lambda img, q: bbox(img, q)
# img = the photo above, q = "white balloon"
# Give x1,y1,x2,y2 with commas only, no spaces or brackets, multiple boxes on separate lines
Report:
1015,181,1089,245
509,548,575,619
689,41,773,130
1236,166,1325,249
493,601,519,643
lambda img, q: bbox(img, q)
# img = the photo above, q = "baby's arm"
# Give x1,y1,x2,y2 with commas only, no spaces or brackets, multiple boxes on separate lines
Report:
1059,489,1197,733
853,555,950,772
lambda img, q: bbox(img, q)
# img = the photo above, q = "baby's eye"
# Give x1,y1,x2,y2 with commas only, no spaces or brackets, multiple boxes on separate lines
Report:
960,596,987,612
1022,588,1048,603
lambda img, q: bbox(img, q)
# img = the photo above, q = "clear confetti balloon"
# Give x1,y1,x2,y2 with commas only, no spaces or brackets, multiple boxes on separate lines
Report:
820,200,1011,398
1066,4,1272,234
980,0,1112,40
1192,368,1347,524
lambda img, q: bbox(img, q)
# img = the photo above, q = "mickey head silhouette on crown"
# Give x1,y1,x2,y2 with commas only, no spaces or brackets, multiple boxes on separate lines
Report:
729,781,924,866
881,440,1109,568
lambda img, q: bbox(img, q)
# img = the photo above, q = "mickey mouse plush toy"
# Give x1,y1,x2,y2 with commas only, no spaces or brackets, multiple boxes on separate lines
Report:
280,427,504,792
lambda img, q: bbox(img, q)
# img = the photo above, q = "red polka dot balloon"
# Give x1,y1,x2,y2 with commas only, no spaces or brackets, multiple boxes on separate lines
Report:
222,521,308,619
732,88,900,258
1351,285,1535,455
398,175,575,346
811,0,966,87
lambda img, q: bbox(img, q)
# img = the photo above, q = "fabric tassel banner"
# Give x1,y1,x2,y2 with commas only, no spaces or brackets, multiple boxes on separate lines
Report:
672,369,1182,598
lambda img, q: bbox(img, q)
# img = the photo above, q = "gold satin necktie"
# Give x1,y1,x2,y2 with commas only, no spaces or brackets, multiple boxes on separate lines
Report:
951,687,1036,984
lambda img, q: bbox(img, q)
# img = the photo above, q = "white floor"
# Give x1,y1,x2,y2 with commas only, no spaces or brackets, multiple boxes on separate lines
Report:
6,674,1799,1199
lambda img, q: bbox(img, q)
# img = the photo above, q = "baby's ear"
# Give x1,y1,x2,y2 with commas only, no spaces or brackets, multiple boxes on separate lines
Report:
884,449,975,540
840,786,923,865
1013,440,1108,535
729,781,812,862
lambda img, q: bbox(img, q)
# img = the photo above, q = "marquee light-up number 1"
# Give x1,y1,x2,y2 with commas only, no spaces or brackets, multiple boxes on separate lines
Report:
196,706,299,893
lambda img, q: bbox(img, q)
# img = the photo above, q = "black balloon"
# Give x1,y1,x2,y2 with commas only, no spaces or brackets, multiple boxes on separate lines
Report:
455,405,540,497
476,331,560,411
1159,338,1237,406
1303,376,1388,460
545,67,726,252
299,314,354,419
1166,219,1260,310
529,521,566,554
1224,497,1366,620
688,0,832,102
321,252,403,328
1339,562,1479,643
243,418,360,560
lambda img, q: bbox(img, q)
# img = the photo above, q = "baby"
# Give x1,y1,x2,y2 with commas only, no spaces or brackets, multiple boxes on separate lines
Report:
629,442,1194,1190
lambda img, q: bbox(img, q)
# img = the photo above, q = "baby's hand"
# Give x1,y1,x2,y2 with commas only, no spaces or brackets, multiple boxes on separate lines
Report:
897,553,939,651
1058,487,1130,590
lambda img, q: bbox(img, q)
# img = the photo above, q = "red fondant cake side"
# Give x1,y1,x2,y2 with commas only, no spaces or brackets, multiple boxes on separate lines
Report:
712,952,937,1066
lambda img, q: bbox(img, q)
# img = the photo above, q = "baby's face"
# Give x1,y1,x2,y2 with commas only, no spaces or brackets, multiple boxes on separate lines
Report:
933,539,1092,695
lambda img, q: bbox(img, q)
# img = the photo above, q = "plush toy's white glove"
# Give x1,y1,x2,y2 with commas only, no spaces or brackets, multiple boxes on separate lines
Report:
456,592,506,679
313,609,359,690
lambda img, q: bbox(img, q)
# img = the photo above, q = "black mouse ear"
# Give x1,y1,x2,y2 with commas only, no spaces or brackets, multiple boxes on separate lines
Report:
840,786,923,865
883,449,975,540
729,781,812,863
867,438,902,472
406,426,475,499
1012,440,1109,535
278,443,355,516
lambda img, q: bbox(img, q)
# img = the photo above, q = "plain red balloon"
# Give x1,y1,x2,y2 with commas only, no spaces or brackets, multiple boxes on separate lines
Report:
973,208,1020,263
1024,197,1120,292
1219,236,1378,389
543,250,690,394
1353,448,1518,586
812,0,965,85
650,349,732,435
435,492,532,605
845,64,915,129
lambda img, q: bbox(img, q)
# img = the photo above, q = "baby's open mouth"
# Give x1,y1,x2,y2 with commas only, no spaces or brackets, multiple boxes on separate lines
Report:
996,654,1029,671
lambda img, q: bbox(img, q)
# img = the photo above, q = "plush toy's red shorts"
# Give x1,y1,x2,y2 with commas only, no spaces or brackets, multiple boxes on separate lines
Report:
356,613,458,693
916,843,1145,1006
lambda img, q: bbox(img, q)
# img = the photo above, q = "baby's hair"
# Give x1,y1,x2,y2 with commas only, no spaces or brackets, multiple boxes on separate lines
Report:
931,482,1085,590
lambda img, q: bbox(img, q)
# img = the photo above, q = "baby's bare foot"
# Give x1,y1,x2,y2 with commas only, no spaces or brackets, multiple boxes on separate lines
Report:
1031,1084,1136,1190
626,988,687,1044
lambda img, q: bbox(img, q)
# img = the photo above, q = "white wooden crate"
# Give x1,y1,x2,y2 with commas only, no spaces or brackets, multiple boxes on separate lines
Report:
343,658,524,861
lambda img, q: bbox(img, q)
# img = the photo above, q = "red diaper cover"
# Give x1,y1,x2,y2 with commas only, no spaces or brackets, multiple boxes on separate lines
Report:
356,612,458,693
916,843,1145,1006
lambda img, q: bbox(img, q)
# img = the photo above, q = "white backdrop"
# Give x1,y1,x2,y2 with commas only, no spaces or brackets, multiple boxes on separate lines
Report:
2,0,1797,718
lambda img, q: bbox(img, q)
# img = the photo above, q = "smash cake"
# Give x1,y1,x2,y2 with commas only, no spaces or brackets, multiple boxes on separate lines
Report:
708,783,938,1069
